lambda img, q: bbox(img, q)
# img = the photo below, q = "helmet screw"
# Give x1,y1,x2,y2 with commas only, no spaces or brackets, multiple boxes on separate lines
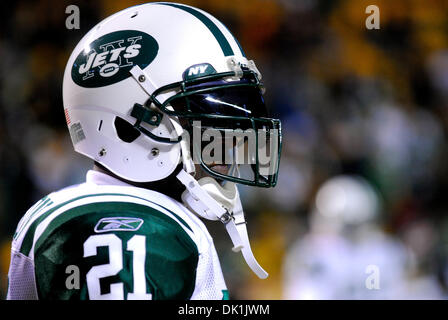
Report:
151,148,159,156
151,115,158,123
98,148,107,157
138,75,146,82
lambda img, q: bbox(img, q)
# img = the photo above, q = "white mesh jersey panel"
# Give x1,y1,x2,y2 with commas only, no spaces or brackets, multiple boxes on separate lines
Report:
190,238,227,300
7,250,38,300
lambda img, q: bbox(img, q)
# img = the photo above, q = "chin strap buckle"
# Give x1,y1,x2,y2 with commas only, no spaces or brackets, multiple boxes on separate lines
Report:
219,211,232,224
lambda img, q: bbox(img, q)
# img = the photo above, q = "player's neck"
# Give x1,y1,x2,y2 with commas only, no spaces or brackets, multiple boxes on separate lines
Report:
92,162,185,203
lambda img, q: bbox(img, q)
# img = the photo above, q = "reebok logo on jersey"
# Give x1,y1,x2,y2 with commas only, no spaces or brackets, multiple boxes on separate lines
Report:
71,30,159,88
94,217,144,233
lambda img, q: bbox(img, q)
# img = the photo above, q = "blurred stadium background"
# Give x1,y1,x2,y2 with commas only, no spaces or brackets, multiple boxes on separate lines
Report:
1,0,448,299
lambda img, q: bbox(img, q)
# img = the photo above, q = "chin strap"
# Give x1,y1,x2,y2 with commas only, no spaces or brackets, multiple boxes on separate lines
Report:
169,118,195,175
176,169,268,279
177,170,226,221
223,189,268,279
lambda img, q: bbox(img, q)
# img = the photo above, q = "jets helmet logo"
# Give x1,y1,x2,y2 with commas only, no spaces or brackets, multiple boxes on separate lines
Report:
71,30,159,88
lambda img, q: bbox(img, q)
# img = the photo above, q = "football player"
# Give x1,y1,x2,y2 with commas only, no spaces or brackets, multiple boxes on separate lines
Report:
7,2,282,300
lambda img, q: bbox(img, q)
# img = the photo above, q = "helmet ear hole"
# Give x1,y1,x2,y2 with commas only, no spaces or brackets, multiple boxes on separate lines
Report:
114,116,141,143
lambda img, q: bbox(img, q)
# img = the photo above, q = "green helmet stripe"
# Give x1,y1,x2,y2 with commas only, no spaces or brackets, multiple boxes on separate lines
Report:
157,2,238,57
221,23,246,57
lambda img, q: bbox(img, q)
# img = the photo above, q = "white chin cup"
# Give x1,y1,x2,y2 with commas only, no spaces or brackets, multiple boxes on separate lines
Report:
178,170,227,221
197,177,238,212
176,170,268,279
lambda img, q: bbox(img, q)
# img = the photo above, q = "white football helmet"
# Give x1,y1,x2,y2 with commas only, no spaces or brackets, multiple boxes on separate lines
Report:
313,175,381,234
63,2,282,279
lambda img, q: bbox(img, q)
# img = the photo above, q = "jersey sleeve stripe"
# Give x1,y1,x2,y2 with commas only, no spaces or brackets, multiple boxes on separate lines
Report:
14,197,53,241
33,201,198,256
19,192,193,257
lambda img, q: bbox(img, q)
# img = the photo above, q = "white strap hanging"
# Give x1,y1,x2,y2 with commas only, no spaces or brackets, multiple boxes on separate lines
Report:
224,190,268,279
176,169,268,279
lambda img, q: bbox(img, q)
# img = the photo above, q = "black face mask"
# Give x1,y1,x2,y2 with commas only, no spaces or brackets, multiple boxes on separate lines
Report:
129,70,282,188
169,76,268,129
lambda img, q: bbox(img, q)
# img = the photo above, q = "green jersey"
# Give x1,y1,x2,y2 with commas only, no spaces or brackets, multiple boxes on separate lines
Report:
7,170,228,300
